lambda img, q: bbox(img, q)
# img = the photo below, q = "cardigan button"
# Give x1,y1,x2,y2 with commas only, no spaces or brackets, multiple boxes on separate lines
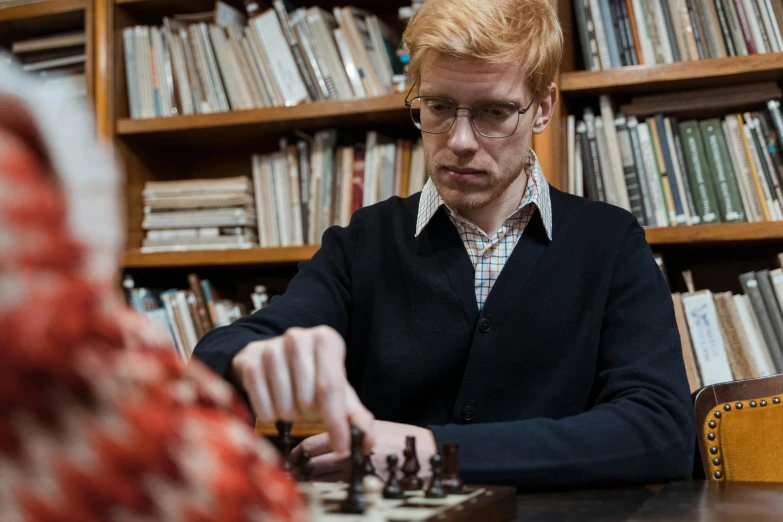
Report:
478,318,491,333
461,406,474,422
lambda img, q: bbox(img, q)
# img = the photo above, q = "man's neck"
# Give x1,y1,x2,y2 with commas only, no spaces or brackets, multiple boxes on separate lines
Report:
458,170,529,236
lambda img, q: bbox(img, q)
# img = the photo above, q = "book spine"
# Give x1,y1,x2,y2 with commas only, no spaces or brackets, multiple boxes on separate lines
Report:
700,119,746,222
713,0,738,55
637,120,669,226
615,116,647,225
733,0,758,53
670,117,701,224
627,116,658,226
685,0,707,58
749,115,783,208
598,0,623,67
578,121,600,201
740,272,783,372
617,0,639,64
682,291,734,386
721,0,749,54
574,0,599,71
659,0,682,61
679,121,722,223
655,114,687,224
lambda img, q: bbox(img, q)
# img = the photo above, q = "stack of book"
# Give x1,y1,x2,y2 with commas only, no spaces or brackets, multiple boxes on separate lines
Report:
141,176,259,253
124,273,263,361
674,254,783,392
121,0,402,119
5,31,86,98
567,87,783,227
252,131,426,247
573,0,783,71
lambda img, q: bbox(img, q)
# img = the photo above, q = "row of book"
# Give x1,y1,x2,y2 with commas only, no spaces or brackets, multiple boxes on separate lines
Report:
567,93,783,227
124,273,269,361
0,30,86,98
574,0,783,71
675,254,783,392
141,131,426,252
122,0,403,119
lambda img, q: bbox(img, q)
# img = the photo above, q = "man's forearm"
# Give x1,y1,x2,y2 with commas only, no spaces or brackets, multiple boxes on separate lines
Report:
428,401,693,491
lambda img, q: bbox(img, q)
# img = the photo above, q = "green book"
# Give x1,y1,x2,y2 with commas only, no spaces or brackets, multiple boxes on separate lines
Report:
700,119,746,222
677,121,722,223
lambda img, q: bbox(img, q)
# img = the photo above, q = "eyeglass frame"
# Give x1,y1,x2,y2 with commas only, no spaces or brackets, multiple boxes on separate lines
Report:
403,84,537,139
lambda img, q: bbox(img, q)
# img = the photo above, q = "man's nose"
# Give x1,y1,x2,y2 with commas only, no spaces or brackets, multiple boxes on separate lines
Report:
447,110,480,156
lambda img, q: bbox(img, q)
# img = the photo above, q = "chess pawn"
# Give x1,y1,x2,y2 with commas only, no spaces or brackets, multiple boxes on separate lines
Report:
441,443,465,494
400,436,423,490
362,452,378,478
425,454,447,498
383,454,405,499
294,450,314,482
275,419,294,479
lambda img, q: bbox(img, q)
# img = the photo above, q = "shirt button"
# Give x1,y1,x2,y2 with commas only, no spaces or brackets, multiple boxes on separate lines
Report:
479,318,491,333
461,406,474,422
482,248,492,258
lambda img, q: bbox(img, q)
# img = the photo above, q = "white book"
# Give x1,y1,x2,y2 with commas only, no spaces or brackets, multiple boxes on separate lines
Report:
333,27,366,98
760,0,782,52
771,268,783,316
682,291,734,386
306,7,356,99
733,294,777,377
175,291,199,356
252,8,310,106
600,95,631,211
636,121,668,227
122,27,141,119
631,0,656,65
724,115,764,222
742,0,768,53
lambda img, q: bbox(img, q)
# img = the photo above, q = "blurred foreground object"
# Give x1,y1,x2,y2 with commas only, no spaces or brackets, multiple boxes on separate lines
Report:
0,64,307,522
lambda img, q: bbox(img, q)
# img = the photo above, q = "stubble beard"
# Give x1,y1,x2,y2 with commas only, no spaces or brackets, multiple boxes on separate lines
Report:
424,150,527,213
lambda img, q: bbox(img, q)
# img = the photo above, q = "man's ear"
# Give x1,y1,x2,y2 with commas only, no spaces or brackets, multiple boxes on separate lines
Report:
531,82,558,135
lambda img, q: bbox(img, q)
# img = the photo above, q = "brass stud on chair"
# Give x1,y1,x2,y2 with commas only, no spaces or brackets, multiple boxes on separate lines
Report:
750,401,757,407
714,411,722,418
774,398,780,404
714,471,723,479
713,458,720,466
761,400,768,407
735,402,743,409
708,433,715,441
709,421,716,428
724,404,731,411
710,446,718,455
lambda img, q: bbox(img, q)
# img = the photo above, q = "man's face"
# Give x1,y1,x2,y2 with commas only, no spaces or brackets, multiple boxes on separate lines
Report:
418,53,542,214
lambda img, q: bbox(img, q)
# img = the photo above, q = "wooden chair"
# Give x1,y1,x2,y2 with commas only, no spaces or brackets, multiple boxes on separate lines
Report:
693,374,783,482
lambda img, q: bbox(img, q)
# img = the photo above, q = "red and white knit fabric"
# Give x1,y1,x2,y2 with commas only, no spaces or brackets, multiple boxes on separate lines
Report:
0,80,307,521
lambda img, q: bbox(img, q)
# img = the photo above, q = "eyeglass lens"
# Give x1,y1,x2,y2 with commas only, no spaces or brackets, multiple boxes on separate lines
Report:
409,97,520,138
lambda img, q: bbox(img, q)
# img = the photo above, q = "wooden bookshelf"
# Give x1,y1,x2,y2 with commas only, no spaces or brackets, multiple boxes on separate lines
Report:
560,53,783,96
124,245,321,268
646,223,783,246
116,91,411,147
0,0,85,22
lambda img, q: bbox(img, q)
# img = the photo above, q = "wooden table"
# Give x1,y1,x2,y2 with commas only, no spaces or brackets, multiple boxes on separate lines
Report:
514,480,783,521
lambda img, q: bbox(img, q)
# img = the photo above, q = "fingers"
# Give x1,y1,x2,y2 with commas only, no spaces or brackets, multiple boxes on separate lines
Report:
314,327,350,455
291,432,334,461
262,338,295,419
284,328,316,416
235,343,275,421
345,384,375,451
310,452,350,478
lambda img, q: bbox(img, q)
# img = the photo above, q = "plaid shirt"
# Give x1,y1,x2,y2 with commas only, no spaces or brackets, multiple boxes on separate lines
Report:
415,149,553,310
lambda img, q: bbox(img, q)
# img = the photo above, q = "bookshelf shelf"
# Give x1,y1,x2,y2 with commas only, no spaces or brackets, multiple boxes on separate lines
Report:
560,53,783,97
0,0,85,23
116,91,412,147
645,223,783,246
123,245,321,268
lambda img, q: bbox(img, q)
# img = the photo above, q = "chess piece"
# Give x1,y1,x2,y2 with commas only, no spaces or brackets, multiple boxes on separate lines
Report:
275,419,294,479
340,425,366,513
294,450,314,482
362,452,378,478
441,443,465,494
362,474,386,522
251,285,269,311
399,436,422,490
382,453,405,499
425,454,447,498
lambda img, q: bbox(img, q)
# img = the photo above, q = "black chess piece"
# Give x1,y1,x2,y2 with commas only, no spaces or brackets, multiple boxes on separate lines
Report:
362,452,378,478
294,450,314,482
441,442,465,494
275,419,294,479
383,454,405,499
340,425,366,514
399,435,423,490
425,454,447,498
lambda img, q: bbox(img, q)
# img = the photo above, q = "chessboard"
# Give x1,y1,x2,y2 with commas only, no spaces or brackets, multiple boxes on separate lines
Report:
302,481,517,522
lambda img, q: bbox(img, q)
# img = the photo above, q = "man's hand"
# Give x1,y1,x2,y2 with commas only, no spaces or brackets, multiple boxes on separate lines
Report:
291,420,437,481
231,325,375,455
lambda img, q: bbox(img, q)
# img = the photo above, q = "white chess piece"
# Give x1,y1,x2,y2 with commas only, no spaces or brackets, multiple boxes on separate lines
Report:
362,475,387,522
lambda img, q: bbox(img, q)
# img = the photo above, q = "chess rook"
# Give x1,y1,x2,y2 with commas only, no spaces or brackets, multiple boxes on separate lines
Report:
442,443,465,494
400,435,423,490
340,425,367,513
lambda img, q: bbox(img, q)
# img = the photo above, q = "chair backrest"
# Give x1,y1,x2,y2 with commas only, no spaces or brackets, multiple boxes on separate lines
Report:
693,374,783,481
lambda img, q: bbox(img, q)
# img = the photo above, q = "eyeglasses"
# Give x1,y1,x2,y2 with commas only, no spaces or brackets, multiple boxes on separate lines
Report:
404,84,536,138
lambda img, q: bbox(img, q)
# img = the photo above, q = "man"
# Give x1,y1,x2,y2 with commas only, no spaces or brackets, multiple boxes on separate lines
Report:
194,0,695,490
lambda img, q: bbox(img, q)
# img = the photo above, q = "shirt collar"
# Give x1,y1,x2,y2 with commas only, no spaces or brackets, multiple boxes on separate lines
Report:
415,149,553,240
